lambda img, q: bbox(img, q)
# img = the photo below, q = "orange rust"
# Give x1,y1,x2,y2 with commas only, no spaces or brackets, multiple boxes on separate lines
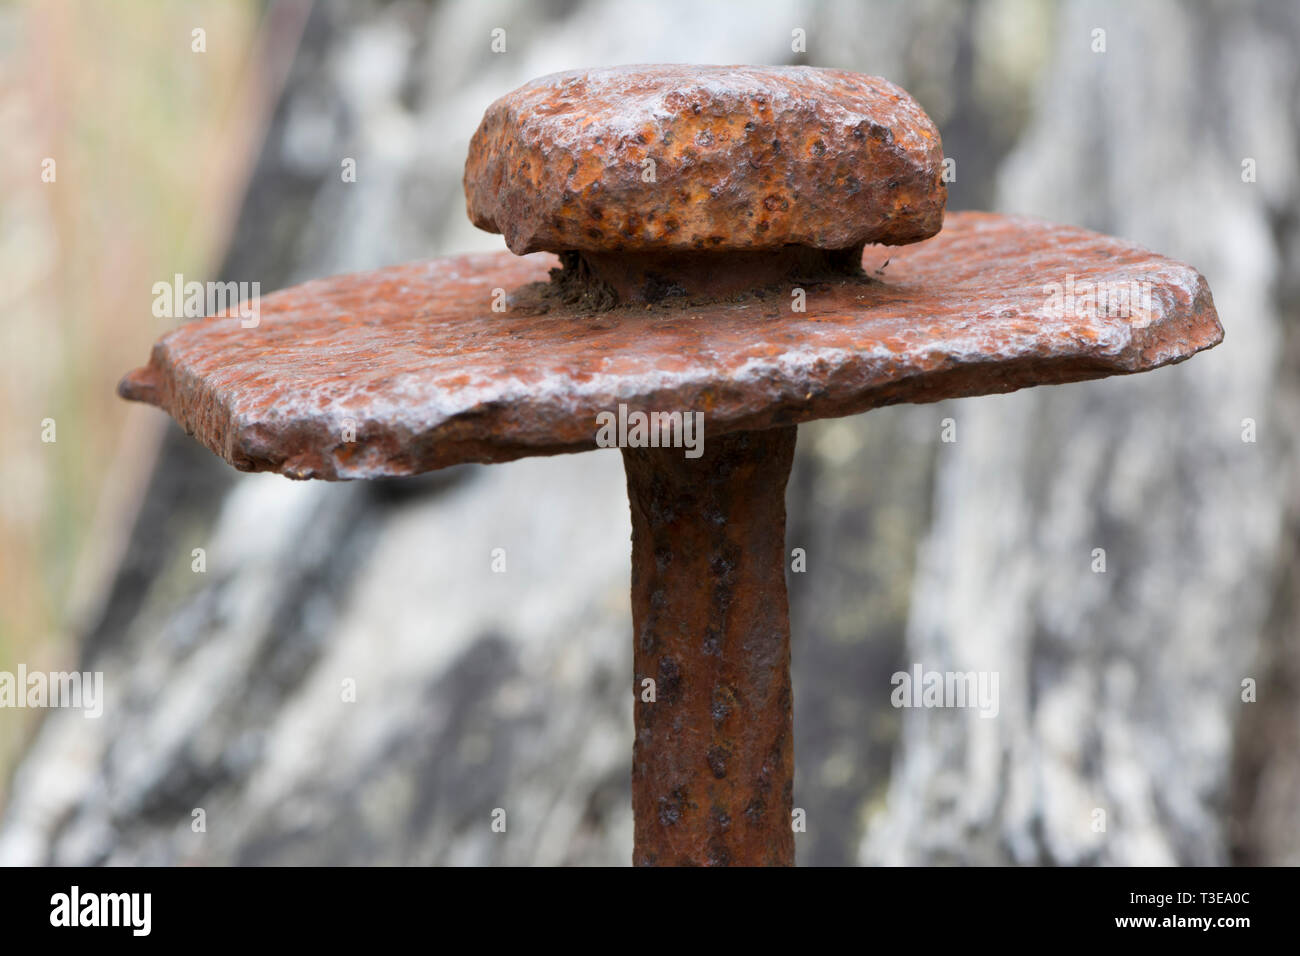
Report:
626,427,797,866
117,214,1222,482
464,65,947,256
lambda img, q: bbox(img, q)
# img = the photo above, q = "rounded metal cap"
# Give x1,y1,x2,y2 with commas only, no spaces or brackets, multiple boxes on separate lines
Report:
464,64,948,255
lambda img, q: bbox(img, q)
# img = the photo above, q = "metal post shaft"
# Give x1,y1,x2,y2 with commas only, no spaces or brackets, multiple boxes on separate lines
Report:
623,426,797,866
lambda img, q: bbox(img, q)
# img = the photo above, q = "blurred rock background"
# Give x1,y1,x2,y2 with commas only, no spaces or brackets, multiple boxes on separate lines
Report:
1,0,1296,865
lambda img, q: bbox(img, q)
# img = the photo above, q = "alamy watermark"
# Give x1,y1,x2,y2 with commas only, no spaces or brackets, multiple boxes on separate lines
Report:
0,665,103,718
1043,273,1153,321
595,403,704,458
152,273,260,328
50,886,150,936
891,662,999,718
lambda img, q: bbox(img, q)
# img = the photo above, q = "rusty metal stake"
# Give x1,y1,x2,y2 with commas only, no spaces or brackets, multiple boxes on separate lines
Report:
120,65,1223,866
626,427,797,866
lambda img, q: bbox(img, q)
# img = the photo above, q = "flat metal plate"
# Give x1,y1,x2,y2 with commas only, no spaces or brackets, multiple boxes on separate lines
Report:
120,212,1222,480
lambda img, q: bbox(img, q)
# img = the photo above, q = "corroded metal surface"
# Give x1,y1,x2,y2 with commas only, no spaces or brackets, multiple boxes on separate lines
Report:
624,427,796,866
568,245,866,305
464,65,946,255
119,212,1224,480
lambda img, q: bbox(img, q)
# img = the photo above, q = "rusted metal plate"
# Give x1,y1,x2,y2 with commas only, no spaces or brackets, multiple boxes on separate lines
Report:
119,212,1223,480
464,64,946,255
625,427,797,866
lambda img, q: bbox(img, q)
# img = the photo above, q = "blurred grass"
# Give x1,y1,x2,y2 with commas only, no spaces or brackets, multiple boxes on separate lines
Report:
0,0,264,798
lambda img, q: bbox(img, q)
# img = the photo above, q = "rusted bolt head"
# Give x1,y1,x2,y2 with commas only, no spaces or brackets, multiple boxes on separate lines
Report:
464,64,947,256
